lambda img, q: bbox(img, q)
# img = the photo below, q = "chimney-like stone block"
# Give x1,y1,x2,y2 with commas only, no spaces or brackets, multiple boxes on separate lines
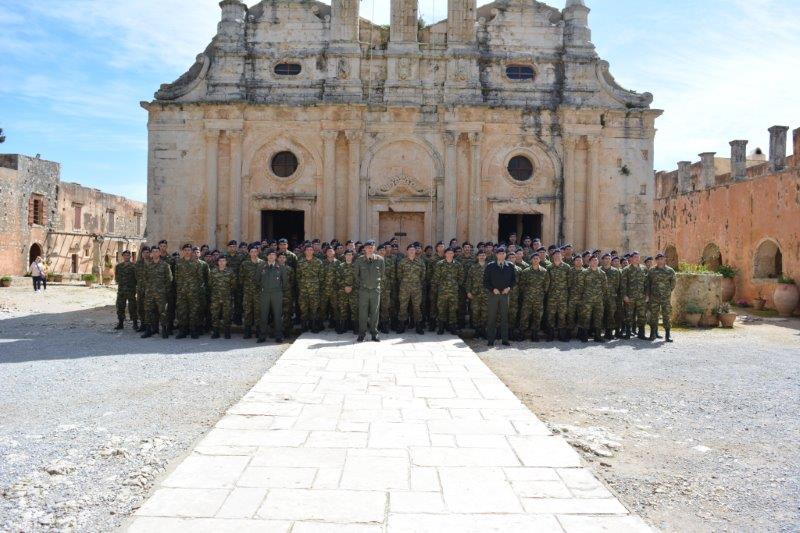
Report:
768,126,789,172
447,0,477,45
390,0,419,44
698,152,716,189
793,127,800,159
677,161,692,193
729,140,748,181
218,0,246,39
331,0,360,43
563,0,591,48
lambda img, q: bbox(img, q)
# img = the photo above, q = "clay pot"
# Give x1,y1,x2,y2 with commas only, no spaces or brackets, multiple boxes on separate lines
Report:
720,277,735,303
719,313,736,328
684,313,702,327
0,279,11,288
751,298,766,311
85,281,94,288
773,284,799,317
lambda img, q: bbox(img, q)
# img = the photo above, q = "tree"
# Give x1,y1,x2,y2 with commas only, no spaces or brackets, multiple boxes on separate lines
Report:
0,128,5,144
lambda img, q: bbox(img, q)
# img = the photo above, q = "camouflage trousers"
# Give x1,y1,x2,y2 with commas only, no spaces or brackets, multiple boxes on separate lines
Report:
242,286,261,328
519,296,545,334
579,299,605,331
470,292,488,330
232,286,243,323
144,291,168,329
648,298,672,328
428,285,438,323
176,292,202,329
319,289,338,323
506,290,520,331
167,287,177,328
337,290,357,324
136,288,146,324
603,296,618,331
380,287,393,324
210,294,232,329
625,295,647,328
397,284,423,324
567,297,582,332
437,288,459,327
546,293,569,329
116,288,137,322
282,293,294,334
298,285,320,322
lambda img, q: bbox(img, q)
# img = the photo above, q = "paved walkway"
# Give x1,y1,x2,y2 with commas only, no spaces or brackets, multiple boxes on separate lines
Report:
126,333,651,532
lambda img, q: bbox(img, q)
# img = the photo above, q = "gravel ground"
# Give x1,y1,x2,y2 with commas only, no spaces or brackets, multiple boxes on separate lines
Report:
0,282,286,532
473,321,800,532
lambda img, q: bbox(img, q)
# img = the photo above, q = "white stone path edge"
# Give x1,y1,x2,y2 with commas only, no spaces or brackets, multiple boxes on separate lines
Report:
126,333,652,533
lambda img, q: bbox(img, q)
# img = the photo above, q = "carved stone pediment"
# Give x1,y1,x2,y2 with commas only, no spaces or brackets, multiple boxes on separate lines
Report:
370,174,429,196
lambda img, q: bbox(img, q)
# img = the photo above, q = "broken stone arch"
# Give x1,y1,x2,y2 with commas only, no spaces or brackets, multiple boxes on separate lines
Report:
701,242,722,271
753,238,783,279
664,244,678,269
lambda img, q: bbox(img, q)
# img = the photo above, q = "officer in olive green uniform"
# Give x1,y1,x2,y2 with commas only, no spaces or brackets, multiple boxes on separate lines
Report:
355,240,384,342
209,255,235,339
259,249,286,343
336,250,357,334
396,244,426,334
114,250,138,330
622,252,648,340
320,248,340,329
175,244,204,339
577,255,608,343
646,253,676,342
277,252,295,337
240,245,265,339
519,254,550,342
141,248,173,339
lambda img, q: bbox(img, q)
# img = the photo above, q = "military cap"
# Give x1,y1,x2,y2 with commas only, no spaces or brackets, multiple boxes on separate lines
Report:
454,247,462,253
277,238,288,244
181,243,192,250
364,240,376,246
496,246,507,253
564,243,574,248
122,249,131,255
436,241,444,247
552,248,563,254
312,239,321,244
610,250,619,256
601,253,611,259
218,254,227,260
345,240,354,245
655,253,665,259
547,244,557,251
158,239,168,245
265,248,277,256
238,241,248,248
536,247,547,253
140,245,151,252
227,240,238,246
630,251,641,256
592,249,601,254
391,243,399,248
277,251,286,257
192,246,200,252
344,249,354,255
248,243,260,251
406,244,415,250
376,244,386,251
509,232,517,236
645,256,654,262
444,247,455,254
303,243,314,250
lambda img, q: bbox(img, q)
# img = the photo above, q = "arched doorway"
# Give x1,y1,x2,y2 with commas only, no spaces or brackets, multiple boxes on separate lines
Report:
701,243,722,271
29,243,42,266
664,245,679,269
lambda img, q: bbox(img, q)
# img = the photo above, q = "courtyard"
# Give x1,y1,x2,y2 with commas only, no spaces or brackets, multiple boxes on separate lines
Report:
0,282,797,532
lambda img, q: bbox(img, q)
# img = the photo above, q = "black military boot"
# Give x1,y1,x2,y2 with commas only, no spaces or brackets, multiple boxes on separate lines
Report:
133,319,139,332
140,326,152,339
604,328,614,341
615,328,625,339
397,322,406,334
637,326,647,340
211,328,220,339
437,323,445,335
648,325,658,341
161,325,169,339
336,321,344,335
531,330,540,343
559,328,570,342
665,328,673,343
578,328,588,343
623,325,631,339
356,333,365,343
176,328,187,339
114,320,124,330
380,322,390,335
415,322,425,335
224,327,231,339
547,328,556,342
594,329,606,343
429,320,437,332
243,326,252,339
371,333,380,342
190,327,199,339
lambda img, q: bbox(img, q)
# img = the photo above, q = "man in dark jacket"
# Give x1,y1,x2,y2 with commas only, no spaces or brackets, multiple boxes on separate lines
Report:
483,247,516,347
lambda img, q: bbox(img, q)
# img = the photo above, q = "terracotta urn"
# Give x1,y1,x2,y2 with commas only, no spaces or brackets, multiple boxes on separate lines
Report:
719,313,736,328
684,313,702,327
773,284,799,317
751,298,766,311
720,278,735,303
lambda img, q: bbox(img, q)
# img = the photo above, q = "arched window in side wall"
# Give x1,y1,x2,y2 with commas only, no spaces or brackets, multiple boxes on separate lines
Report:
664,245,679,269
505,65,535,81
701,243,722,271
274,63,301,76
753,239,782,279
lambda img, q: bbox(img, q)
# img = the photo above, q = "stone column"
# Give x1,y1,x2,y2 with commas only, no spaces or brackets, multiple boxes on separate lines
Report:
677,161,692,194
563,137,576,244
793,127,800,158
698,152,716,189
468,132,482,242
447,0,476,45
443,131,459,240
322,130,339,240
345,130,363,239
229,130,244,241
768,125,789,172
585,138,600,247
390,0,419,44
205,129,220,247
729,140,748,181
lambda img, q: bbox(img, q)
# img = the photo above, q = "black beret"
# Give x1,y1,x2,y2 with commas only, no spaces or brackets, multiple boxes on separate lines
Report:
140,246,151,252
496,246,507,253
238,242,248,248
344,249,354,255
601,253,611,259
537,247,547,252
564,243,573,248
227,240,238,246
645,256,654,261
477,249,487,255
436,241,444,246
265,248,277,256
182,243,192,250
630,251,641,256
656,253,665,259
304,244,314,250
445,247,455,254
192,246,200,252
278,238,288,244
122,250,131,255
158,239,168,245
364,240,376,246
406,244,415,250
547,245,557,251
248,244,259,251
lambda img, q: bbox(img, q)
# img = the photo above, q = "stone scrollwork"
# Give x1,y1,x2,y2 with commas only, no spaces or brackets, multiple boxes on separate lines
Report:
595,60,653,108
337,58,350,80
155,53,210,101
398,58,412,81
369,173,429,197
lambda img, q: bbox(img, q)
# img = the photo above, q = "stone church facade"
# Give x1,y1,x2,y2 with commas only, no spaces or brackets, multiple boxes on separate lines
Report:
143,0,660,251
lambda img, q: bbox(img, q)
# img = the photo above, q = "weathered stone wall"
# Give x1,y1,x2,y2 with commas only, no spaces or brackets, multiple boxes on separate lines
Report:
671,273,723,327
654,126,800,312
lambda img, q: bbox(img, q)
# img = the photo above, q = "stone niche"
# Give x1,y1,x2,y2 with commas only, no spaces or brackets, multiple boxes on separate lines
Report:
671,272,723,327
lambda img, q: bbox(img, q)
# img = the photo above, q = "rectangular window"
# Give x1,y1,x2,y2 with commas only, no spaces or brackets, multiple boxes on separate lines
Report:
31,195,45,225
73,204,82,230
107,210,115,233
71,254,78,274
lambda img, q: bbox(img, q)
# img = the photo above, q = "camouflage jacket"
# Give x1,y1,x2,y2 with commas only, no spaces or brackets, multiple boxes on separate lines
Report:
209,268,235,299
175,258,204,293
135,258,149,293
433,260,464,292
466,262,487,296
337,262,356,291
144,260,173,295
622,264,648,299
577,268,608,302
567,265,585,300
397,257,425,290
602,266,622,299
548,262,572,297
225,252,247,285
115,261,137,291
521,265,550,299
239,258,265,290
646,266,676,300
296,256,323,289
321,258,340,293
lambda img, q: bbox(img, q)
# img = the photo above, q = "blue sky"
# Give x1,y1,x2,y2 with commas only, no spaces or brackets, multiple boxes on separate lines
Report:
1,0,797,202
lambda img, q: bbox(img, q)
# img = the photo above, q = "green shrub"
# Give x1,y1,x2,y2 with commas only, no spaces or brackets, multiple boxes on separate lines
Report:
1,276,11,282
678,262,709,274
715,264,738,278
683,302,705,315
81,273,97,283
777,276,795,285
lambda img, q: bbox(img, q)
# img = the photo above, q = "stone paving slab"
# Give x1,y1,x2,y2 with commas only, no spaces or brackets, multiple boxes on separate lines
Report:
126,333,651,532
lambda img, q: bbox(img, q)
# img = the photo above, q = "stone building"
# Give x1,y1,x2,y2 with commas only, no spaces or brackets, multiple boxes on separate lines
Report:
0,154,146,278
143,0,660,250
654,126,800,310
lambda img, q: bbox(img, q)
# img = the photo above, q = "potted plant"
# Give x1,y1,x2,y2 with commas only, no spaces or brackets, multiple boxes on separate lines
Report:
683,302,704,327
717,303,736,328
47,272,64,283
751,295,766,311
715,265,737,302
773,276,798,317
0,276,11,288
81,273,97,288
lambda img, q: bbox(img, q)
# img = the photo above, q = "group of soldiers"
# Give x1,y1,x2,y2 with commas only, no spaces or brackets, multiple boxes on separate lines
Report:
114,233,677,344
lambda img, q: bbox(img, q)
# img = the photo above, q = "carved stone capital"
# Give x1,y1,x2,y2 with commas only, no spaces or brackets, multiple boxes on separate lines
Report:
345,130,363,142
228,130,243,141
205,129,221,142
468,132,481,146
322,130,339,142
443,131,459,147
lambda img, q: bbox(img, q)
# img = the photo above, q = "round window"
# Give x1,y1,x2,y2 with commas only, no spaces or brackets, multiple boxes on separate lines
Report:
271,151,299,178
507,155,534,181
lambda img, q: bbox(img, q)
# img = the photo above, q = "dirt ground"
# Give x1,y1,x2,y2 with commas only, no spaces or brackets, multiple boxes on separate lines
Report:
474,321,800,532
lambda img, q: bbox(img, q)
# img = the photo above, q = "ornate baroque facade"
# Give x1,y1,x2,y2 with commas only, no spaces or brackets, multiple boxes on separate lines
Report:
143,0,660,250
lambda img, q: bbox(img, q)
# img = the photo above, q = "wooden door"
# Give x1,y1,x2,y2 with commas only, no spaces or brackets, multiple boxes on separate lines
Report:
378,212,425,250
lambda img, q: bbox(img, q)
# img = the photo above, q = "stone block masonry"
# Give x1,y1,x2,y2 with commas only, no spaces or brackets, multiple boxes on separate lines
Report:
126,332,651,532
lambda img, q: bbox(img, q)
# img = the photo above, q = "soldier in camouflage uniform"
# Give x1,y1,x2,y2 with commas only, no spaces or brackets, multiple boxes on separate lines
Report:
396,244,426,334
546,249,572,342
601,253,622,340
611,255,626,338
566,255,584,339
225,241,247,325
157,240,177,334
319,248,340,329
377,244,396,334
518,254,550,342
296,244,323,332
646,253,676,342
209,255,235,339
622,251,648,340
141,247,173,339
240,244,264,339
506,257,524,340
134,246,151,332
336,250,357,334
577,255,608,343
114,250,138,330
175,244,204,339
277,252,295,337
433,248,464,335
466,250,488,338
426,243,445,330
